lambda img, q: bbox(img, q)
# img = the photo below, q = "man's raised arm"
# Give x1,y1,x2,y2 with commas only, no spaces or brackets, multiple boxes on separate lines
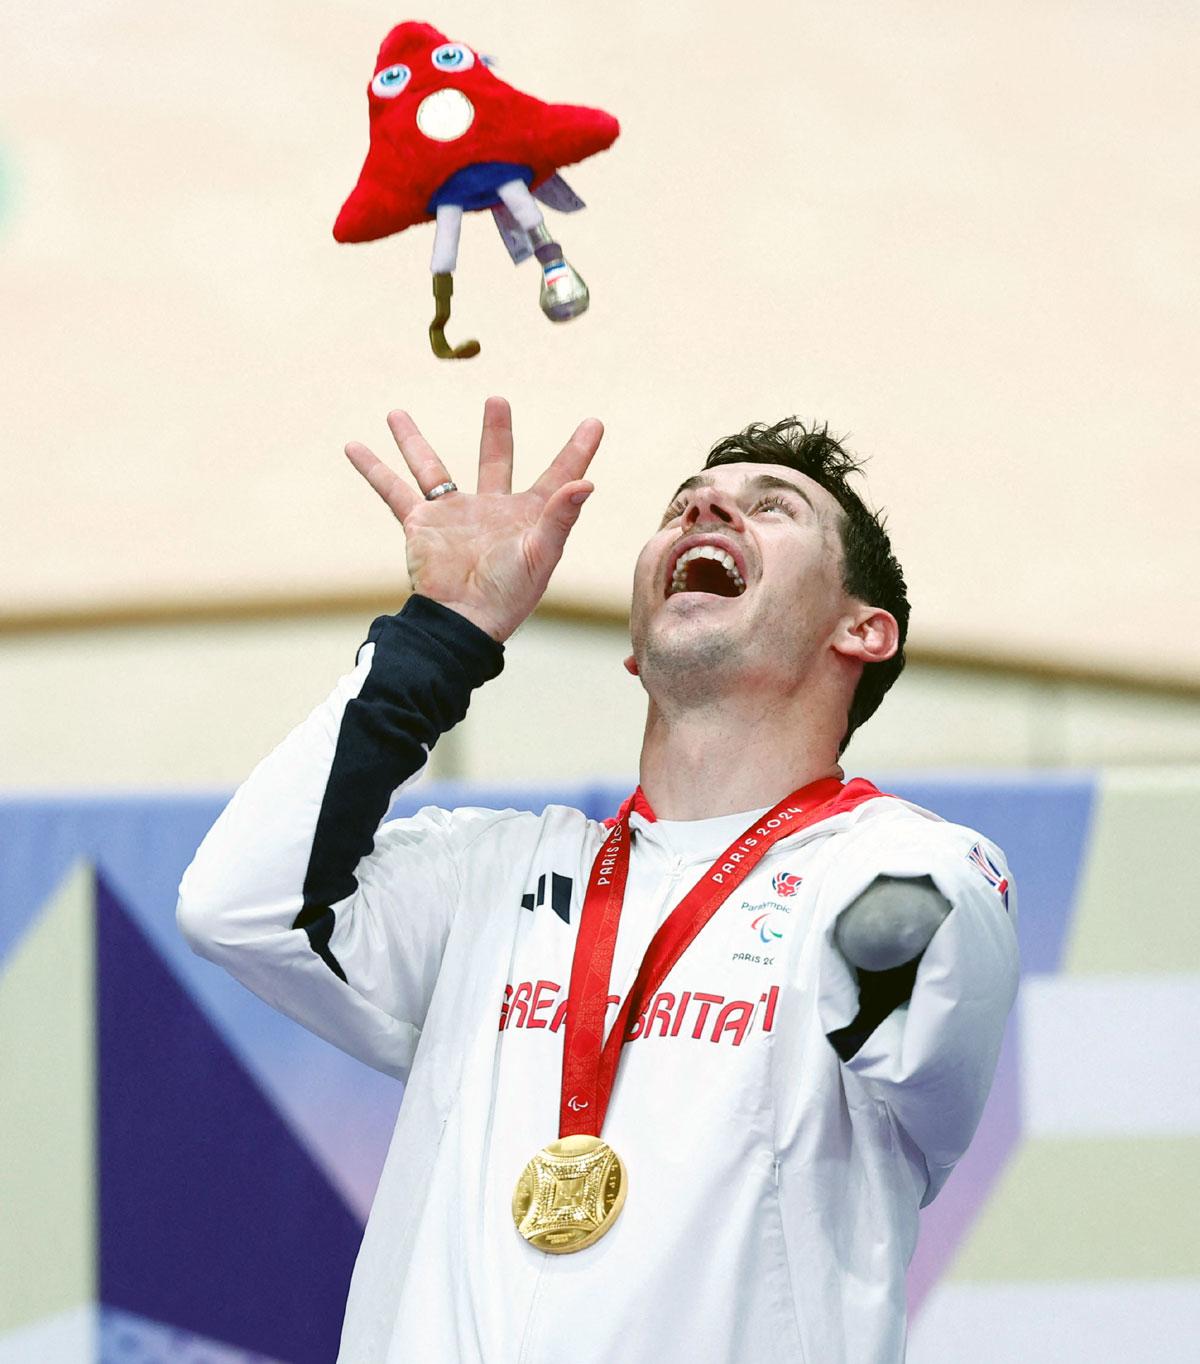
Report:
176,399,603,1076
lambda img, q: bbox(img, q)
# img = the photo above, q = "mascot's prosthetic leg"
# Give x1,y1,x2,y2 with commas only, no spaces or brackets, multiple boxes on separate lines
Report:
495,180,590,323
334,22,619,360
428,203,478,359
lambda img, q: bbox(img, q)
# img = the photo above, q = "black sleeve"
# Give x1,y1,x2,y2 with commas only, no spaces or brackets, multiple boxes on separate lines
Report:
294,596,505,977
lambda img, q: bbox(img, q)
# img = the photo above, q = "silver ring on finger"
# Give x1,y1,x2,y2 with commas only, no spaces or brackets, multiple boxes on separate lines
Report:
425,480,459,501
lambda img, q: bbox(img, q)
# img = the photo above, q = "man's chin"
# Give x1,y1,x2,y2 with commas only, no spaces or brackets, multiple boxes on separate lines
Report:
639,613,744,685
653,592,749,637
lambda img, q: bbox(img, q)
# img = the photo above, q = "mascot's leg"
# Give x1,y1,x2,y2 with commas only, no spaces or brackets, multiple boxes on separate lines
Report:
428,204,480,360
496,179,589,322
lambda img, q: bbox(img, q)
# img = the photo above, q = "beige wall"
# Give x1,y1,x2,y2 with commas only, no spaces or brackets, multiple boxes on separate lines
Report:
4,611,1198,792
2,1,1197,688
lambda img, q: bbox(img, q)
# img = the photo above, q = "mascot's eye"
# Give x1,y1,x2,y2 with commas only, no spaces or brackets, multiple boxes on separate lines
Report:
370,64,411,97
431,43,475,72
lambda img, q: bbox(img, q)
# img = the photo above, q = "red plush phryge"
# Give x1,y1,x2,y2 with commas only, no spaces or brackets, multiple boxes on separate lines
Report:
334,22,620,360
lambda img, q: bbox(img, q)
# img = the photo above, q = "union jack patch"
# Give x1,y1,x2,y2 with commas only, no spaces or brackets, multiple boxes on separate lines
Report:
967,842,1010,910
771,871,803,898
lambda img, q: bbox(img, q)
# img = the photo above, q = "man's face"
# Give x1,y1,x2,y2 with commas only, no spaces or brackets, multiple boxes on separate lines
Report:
628,462,853,699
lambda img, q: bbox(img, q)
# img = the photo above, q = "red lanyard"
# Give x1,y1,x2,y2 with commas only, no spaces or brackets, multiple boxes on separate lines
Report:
559,777,882,1138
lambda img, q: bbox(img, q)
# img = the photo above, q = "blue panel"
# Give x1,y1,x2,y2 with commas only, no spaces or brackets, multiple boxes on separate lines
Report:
387,778,630,825
0,796,225,967
0,801,91,962
883,774,1097,974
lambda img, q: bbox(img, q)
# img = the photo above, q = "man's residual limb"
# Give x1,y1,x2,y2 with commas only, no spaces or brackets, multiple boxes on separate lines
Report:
835,875,952,972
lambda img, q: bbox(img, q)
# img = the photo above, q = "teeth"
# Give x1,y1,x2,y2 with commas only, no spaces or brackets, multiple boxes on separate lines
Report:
668,544,746,596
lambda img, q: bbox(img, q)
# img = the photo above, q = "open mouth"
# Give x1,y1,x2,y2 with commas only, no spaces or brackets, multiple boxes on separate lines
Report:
666,545,746,599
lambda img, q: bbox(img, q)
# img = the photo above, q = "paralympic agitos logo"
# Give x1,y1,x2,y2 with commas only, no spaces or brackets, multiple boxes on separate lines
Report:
742,871,803,944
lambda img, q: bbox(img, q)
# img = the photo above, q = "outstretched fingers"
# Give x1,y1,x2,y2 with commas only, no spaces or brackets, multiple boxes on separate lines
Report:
529,418,605,501
345,441,420,522
530,478,595,570
477,396,514,495
386,409,454,495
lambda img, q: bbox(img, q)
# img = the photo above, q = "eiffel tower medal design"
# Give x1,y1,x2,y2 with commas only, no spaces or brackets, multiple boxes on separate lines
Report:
511,1134,627,1253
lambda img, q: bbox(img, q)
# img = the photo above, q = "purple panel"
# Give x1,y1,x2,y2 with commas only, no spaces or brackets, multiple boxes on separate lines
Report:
907,1014,1023,1314
895,780,1094,1310
96,875,364,1364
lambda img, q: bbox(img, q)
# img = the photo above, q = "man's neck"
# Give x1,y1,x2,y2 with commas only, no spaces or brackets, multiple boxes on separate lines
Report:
637,691,844,821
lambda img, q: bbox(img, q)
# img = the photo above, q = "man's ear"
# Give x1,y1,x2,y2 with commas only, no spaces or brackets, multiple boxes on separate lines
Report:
833,607,899,666
623,653,640,676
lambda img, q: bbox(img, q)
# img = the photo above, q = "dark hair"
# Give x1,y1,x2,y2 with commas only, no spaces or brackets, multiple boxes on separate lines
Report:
704,418,910,753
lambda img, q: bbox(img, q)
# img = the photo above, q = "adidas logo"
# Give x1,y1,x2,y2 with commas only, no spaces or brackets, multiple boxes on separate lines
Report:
520,872,573,925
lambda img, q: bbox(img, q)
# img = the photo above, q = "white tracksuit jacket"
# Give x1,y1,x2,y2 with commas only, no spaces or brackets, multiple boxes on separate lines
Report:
178,597,1020,1364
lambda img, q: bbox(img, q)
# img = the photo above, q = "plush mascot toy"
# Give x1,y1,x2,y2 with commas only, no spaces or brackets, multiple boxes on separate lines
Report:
334,21,620,360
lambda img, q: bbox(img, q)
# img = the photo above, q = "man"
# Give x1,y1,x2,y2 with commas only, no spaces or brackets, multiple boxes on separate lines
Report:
178,399,1018,1363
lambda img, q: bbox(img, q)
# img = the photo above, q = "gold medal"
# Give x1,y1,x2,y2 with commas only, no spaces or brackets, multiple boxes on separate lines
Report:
511,1134,627,1254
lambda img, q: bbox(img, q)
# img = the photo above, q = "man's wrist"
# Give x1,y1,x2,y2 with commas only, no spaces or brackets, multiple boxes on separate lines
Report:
395,594,507,670
422,597,512,644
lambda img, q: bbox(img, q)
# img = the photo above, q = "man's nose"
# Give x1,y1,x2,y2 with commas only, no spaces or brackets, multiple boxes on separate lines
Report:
683,488,742,529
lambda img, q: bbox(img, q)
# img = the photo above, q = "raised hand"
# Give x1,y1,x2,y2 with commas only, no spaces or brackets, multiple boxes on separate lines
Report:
345,398,604,642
